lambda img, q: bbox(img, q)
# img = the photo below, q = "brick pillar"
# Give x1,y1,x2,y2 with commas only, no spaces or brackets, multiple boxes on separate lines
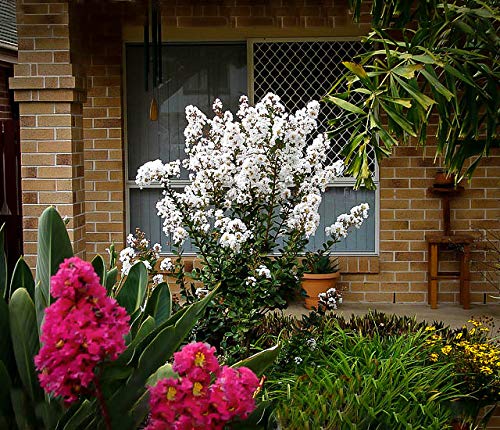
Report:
10,0,86,267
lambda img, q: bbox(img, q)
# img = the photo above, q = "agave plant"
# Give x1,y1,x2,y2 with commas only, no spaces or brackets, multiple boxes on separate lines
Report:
0,207,279,429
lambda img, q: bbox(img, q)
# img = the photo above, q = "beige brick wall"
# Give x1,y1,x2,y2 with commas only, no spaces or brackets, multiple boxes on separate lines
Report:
11,0,86,267
13,0,499,304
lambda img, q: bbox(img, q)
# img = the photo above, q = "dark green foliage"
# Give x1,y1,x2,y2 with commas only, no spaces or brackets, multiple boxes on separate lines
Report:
328,0,499,189
272,334,459,429
0,224,7,299
256,312,463,429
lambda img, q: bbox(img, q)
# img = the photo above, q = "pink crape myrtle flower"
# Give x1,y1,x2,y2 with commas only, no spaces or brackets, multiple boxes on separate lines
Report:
35,256,130,403
146,342,260,430
172,342,219,382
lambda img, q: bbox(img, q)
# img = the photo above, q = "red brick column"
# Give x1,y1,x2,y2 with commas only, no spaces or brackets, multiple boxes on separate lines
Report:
10,0,86,266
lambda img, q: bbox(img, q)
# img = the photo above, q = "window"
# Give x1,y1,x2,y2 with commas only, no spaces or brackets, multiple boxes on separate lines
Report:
126,40,378,255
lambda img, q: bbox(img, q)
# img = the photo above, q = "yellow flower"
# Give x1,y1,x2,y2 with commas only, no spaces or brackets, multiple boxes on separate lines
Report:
166,386,177,401
425,326,436,332
430,353,439,362
441,345,452,355
455,332,463,340
480,366,493,375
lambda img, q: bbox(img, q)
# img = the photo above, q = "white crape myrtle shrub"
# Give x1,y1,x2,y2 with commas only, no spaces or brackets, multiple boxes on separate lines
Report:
136,94,359,249
135,93,371,353
135,93,369,307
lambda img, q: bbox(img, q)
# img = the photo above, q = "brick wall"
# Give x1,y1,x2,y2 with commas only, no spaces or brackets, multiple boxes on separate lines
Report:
78,5,126,259
11,0,86,267
339,145,500,304
13,0,499,303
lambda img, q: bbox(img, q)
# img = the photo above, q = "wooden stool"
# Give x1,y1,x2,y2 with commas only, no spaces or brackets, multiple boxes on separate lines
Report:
426,234,474,309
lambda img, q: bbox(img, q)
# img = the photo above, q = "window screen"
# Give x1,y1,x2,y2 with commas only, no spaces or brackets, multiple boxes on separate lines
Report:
250,39,377,253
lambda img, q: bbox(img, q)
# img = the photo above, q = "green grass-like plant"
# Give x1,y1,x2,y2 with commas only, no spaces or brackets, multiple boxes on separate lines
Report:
269,328,460,429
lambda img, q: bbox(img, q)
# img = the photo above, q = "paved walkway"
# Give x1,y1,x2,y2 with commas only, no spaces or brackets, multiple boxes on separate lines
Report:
285,302,499,328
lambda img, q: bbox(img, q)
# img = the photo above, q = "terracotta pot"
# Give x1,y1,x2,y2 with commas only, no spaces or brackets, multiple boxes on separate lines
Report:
301,272,340,310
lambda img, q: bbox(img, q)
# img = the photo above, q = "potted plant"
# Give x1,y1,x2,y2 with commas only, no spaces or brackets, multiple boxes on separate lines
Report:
301,244,340,310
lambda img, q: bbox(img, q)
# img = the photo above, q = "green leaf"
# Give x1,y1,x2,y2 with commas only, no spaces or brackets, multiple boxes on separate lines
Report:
9,257,35,301
421,68,454,101
232,343,281,376
380,102,418,137
379,96,412,108
34,284,48,335
145,363,177,387
105,267,118,295
392,64,423,79
0,298,13,371
116,262,148,316
57,400,95,430
9,288,40,401
91,255,106,286
325,96,366,115
392,75,435,110
0,360,12,417
342,61,368,79
10,388,38,429
35,207,73,329
145,282,172,326
0,224,7,300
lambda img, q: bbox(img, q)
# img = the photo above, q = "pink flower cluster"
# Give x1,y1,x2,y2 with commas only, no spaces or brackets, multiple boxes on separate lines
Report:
35,257,130,403
147,342,260,430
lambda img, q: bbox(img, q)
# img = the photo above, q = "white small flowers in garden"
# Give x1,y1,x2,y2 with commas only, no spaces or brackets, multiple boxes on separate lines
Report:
325,203,370,241
159,257,174,272
318,287,343,310
119,247,135,275
256,265,272,279
152,274,164,285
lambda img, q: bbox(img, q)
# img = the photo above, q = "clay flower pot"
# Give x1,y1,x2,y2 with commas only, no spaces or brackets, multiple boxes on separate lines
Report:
301,272,340,310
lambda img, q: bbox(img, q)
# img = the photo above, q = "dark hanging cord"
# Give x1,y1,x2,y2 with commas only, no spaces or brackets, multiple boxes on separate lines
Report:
157,1,162,84
151,0,158,87
143,4,149,92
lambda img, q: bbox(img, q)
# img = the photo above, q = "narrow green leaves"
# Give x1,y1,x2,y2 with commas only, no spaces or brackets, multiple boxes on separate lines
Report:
325,96,366,115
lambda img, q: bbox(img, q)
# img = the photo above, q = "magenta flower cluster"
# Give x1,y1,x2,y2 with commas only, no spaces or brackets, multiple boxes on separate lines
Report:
147,342,260,430
34,257,130,403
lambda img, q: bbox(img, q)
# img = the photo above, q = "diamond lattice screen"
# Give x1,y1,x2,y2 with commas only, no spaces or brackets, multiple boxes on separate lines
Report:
251,40,376,176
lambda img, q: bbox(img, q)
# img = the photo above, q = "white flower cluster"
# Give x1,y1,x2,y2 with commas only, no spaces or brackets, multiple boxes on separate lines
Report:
306,338,317,350
160,257,174,272
318,287,343,310
325,203,370,241
152,274,164,285
218,218,252,252
119,247,135,275
136,93,363,252
135,159,181,188
256,265,272,279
